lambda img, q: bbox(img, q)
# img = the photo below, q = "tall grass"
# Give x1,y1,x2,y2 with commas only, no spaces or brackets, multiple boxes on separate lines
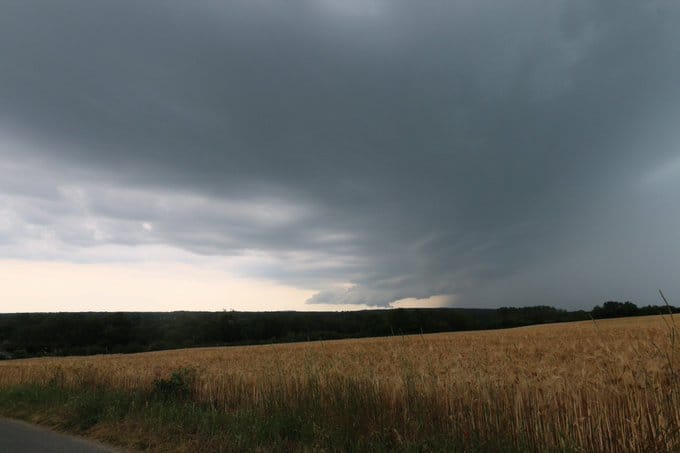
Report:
0,315,678,451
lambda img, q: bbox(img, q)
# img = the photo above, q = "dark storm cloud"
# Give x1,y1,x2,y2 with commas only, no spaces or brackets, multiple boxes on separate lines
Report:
1,0,680,307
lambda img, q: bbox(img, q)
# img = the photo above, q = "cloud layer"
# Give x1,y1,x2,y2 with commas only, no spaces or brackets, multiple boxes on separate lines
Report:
2,0,680,308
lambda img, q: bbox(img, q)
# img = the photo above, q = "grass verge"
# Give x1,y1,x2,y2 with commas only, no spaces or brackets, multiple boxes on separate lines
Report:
0,381,518,452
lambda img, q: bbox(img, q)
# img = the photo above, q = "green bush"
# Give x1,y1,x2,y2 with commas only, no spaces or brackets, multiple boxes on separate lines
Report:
152,367,197,401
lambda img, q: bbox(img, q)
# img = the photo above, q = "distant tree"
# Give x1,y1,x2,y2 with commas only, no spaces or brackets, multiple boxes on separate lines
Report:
591,301,639,319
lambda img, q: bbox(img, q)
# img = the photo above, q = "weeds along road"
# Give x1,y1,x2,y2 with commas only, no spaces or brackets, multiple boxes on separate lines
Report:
0,417,123,453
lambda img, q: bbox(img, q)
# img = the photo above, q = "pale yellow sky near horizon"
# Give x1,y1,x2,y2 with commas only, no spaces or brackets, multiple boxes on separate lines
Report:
0,259,453,312
0,259,318,313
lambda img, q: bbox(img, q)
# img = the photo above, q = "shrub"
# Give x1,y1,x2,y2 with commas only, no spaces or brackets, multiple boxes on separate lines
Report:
152,367,197,401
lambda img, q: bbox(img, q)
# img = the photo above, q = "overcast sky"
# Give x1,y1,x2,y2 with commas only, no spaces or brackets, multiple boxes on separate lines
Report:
1,0,680,312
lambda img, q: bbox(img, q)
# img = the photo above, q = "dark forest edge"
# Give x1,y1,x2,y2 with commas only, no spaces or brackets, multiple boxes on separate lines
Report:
0,301,677,360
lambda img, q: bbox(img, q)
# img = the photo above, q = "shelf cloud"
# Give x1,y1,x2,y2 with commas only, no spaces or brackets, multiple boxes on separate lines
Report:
1,0,680,309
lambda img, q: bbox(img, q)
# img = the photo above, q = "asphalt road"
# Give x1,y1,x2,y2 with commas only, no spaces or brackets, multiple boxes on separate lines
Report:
0,417,123,453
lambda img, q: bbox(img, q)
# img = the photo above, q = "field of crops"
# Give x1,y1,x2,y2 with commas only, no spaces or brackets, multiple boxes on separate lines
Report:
1,315,678,452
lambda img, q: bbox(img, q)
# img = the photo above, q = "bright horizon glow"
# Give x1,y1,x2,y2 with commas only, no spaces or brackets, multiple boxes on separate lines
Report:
0,259,382,313
0,260,459,313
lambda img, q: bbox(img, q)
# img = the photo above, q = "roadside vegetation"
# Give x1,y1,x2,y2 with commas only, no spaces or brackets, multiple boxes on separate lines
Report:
1,314,679,451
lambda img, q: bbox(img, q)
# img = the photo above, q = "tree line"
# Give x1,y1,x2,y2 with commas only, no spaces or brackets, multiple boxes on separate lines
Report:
0,301,675,359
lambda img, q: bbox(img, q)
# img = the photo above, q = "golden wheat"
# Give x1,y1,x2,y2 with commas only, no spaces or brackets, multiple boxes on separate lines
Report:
1,315,678,451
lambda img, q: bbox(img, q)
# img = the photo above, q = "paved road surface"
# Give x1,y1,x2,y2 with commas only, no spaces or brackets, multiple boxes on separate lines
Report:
0,417,123,452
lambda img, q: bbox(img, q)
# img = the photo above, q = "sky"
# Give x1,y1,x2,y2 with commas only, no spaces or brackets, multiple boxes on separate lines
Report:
1,0,680,312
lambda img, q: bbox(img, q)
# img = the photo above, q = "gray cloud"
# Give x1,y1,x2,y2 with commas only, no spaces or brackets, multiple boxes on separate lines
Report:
1,0,680,308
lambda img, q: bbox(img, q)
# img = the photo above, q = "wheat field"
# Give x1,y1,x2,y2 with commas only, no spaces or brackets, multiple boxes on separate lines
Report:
1,315,678,451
